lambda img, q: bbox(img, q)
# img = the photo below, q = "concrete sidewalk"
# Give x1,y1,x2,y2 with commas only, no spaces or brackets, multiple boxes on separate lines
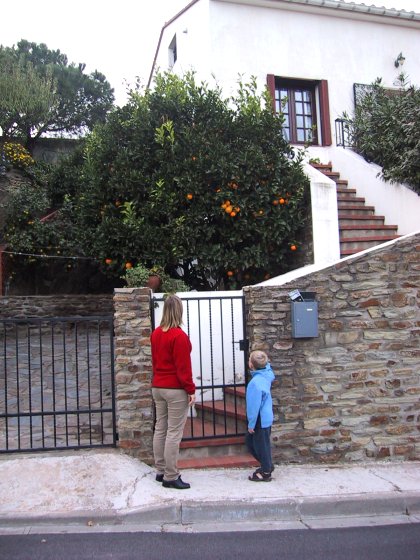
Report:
1,449,420,534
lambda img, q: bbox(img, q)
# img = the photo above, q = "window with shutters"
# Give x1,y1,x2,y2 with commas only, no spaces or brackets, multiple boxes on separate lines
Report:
267,75,332,147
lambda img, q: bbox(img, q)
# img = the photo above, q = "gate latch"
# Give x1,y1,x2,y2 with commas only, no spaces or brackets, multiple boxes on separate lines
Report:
238,339,249,352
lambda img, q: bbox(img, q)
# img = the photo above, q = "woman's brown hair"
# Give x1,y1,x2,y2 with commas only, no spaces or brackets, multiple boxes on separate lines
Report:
160,294,184,331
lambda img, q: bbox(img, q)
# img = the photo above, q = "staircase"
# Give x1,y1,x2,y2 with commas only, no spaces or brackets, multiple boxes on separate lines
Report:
178,386,258,469
311,162,400,257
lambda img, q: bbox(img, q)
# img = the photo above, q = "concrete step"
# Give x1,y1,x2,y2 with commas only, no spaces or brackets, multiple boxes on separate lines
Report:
310,162,332,172
340,235,400,253
224,385,246,408
177,453,258,470
338,214,386,226
336,187,357,197
320,170,340,181
336,204,375,215
337,196,366,206
196,400,247,431
339,224,399,239
183,417,241,439
179,387,249,466
179,435,248,459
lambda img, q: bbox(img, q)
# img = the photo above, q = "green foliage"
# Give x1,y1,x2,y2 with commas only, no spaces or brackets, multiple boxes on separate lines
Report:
124,263,190,293
3,72,310,291
343,74,420,194
0,40,115,149
0,55,58,143
1,141,35,169
45,143,86,205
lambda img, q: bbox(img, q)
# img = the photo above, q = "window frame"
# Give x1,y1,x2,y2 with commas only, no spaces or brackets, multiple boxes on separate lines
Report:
267,75,332,147
275,79,318,145
168,34,177,68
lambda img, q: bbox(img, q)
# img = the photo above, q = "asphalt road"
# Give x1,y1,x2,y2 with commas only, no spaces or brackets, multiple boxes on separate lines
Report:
1,524,420,560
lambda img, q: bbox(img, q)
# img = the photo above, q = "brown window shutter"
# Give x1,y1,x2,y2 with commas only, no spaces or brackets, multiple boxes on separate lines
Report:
266,74,276,111
319,80,332,146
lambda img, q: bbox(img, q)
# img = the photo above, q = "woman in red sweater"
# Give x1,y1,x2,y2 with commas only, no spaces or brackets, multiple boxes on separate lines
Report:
151,295,196,489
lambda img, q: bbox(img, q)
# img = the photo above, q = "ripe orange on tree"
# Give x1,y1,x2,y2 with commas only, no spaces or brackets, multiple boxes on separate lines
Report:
186,193,193,200
125,262,133,269
290,244,297,251
227,270,234,277
105,258,113,265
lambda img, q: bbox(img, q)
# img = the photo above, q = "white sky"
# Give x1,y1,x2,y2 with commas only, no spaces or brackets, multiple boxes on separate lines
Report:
1,0,419,106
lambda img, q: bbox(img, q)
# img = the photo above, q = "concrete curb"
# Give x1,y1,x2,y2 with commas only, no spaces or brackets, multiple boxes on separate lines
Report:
176,492,420,524
3,492,420,530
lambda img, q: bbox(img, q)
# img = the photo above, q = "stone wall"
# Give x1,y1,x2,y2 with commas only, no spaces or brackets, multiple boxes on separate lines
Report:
113,287,154,463
244,232,420,464
0,294,113,318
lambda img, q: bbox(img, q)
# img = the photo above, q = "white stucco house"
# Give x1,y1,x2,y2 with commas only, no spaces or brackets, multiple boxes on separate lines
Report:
148,0,420,266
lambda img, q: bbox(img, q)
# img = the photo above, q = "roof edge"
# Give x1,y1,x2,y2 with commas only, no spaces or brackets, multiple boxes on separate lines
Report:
147,0,201,89
213,0,420,20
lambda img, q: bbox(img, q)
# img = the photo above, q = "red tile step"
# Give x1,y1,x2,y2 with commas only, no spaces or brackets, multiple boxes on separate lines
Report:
180,434,246,449
182,418,240,439
177,454,258,470
224,386,246,398
195,400,247,422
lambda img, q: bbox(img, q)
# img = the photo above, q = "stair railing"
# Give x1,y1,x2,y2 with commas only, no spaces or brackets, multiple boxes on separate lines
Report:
335,118,353,149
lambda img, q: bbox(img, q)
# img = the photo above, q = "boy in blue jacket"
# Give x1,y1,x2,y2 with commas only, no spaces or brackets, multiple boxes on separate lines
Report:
246,350,275,482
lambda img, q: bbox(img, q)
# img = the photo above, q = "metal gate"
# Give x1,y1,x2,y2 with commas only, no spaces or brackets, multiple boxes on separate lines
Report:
0,316,116,453
151,292,248,440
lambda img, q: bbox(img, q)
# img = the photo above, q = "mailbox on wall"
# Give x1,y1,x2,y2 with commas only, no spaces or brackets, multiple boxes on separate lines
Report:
289,291,319,338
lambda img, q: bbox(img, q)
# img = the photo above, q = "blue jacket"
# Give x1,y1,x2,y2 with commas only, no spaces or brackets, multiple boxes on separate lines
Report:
246,363,275,430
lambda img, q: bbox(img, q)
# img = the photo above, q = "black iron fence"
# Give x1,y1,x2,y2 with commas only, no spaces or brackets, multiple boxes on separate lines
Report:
0,316,116,453
151,293,248,440
335,118,353,148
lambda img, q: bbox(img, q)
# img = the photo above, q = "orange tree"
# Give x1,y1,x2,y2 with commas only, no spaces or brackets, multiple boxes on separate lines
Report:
67,72,310,289
2,72,310,290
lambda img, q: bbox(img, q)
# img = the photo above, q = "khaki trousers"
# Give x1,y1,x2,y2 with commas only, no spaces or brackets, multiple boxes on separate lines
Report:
152,387,189,481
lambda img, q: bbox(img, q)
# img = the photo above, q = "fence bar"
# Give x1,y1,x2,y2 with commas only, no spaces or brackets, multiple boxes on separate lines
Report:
152,293,247,441
0,316,116,454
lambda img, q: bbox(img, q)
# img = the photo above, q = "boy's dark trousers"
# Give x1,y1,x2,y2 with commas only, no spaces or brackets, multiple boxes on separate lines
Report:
245,417,273,473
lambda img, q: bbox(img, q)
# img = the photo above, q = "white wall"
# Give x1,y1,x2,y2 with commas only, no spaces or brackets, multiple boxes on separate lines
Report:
154,0,211,80
156,0,420,138
304,162,341,265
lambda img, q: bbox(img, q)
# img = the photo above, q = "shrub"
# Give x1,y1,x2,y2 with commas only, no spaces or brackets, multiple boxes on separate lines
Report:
343,74,420,194
124,264,190,293
1,142,35,170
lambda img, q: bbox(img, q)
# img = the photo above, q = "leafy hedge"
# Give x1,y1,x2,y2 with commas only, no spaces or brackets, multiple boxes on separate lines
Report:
344,74,420,194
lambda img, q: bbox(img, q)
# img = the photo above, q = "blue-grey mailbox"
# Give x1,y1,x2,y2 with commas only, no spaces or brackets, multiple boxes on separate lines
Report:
290,291,318,338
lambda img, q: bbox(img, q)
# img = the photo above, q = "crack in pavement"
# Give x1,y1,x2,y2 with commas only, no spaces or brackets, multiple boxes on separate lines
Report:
369,468,402,492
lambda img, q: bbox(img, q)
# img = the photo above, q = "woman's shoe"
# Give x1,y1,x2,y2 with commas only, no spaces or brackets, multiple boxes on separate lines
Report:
162,476,191,489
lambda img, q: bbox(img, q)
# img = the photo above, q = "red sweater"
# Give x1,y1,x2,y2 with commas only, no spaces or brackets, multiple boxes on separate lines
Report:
151,326,196,395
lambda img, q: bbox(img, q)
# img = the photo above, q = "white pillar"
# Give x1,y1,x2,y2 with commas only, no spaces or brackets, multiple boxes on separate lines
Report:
303,162,341,265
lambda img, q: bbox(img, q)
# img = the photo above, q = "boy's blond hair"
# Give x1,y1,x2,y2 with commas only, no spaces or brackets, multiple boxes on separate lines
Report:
249,350,268,370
